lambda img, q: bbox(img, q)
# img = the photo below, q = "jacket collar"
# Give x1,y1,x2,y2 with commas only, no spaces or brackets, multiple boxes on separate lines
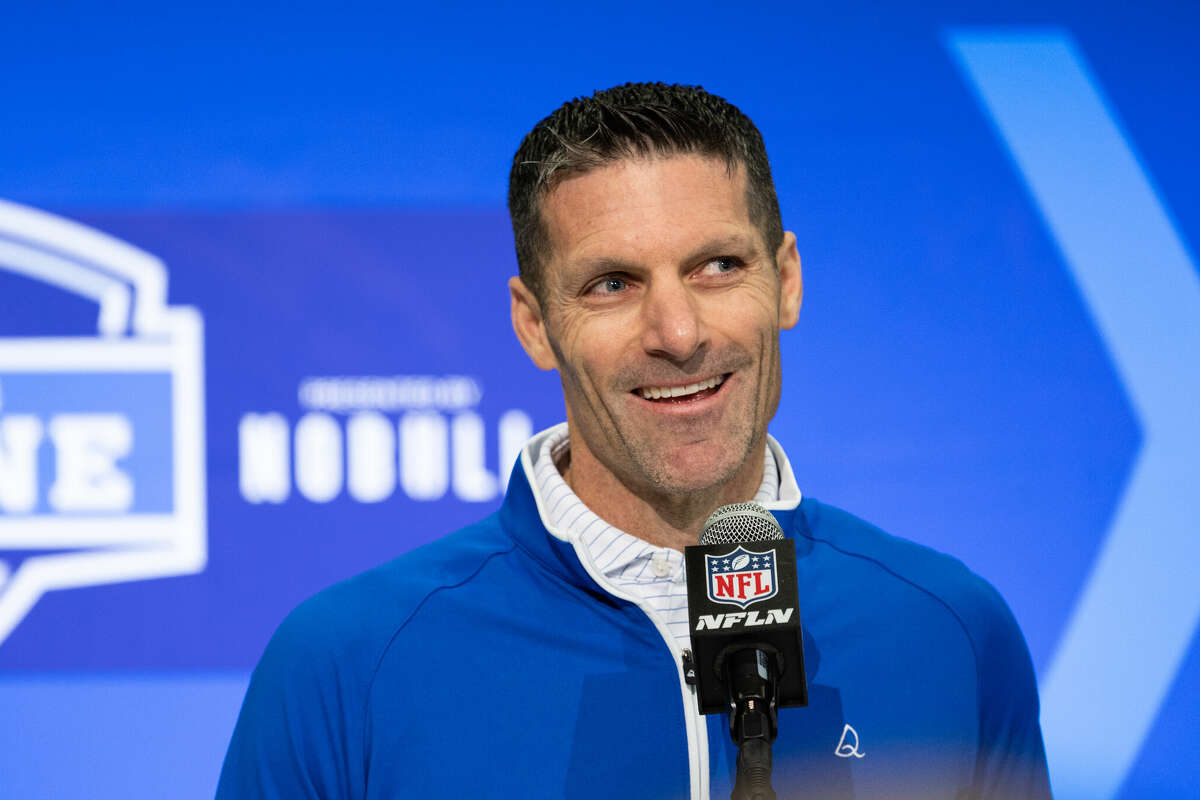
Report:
498,451,604,594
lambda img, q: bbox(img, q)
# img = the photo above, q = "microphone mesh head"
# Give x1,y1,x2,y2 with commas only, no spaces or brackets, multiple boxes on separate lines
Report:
699,501,785,545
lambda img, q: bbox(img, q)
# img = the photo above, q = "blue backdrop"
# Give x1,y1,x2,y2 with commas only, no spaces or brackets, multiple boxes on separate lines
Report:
0,2,1197,798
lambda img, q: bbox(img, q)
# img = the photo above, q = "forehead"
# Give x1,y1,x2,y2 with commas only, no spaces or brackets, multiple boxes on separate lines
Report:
539,155,758,270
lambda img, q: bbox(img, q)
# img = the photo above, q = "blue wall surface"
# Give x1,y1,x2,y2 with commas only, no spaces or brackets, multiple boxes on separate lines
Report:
1,2,1197,798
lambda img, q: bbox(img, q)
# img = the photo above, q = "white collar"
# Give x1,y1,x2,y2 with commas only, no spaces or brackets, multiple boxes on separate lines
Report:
519,422,803,546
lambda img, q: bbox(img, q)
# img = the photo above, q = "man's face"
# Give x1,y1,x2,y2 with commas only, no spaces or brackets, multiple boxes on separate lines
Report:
512,154,802,498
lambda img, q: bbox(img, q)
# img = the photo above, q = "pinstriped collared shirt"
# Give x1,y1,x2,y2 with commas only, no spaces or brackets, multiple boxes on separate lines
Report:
532,427,780,645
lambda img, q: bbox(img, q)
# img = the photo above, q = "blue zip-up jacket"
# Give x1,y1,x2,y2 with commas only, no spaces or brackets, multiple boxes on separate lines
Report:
218,438,1051,799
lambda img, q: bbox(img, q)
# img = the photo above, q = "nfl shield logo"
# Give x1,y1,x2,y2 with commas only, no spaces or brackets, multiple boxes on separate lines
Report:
705,546,778,608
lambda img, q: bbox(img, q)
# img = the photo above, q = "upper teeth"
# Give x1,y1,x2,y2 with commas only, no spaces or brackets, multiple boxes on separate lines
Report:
637,375,725,400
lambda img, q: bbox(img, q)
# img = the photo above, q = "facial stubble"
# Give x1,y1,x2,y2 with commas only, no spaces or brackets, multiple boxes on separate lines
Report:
549,327,778,501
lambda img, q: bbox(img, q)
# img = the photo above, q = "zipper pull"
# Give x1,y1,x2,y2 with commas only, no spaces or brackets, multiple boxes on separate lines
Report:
681,649,698,685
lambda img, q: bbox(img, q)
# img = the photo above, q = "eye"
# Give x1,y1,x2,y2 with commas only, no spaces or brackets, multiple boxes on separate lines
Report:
587,274,630,295
699,256,743,276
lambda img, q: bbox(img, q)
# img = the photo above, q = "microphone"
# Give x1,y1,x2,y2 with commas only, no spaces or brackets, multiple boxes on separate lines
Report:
685,502,807,800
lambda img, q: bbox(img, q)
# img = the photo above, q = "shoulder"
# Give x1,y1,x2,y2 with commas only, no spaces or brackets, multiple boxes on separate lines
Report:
219,515,518,797
793,499,1050,796
266,513,517,674
795,498,1028,669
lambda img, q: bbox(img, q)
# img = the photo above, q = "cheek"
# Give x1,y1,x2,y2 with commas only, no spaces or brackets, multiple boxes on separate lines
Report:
711,304,778,359
549,317,622,394
703,279,779,327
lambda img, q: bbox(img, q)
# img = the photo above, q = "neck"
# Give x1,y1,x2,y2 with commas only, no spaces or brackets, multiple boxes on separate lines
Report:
560,435,767,552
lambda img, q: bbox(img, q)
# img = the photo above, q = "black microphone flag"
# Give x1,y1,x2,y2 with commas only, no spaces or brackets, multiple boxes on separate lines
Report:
684,502,808,716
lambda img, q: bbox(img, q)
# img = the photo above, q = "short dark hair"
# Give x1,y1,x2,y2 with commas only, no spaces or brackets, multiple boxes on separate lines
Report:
508,82,784,305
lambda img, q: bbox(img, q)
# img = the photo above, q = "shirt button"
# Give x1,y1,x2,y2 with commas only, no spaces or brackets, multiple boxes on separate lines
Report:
652,552,671,577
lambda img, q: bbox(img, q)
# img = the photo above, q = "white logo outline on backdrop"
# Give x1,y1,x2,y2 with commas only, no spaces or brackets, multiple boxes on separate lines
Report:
0,198,207,646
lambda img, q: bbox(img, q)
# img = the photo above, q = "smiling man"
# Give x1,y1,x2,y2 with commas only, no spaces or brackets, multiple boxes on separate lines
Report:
218,84,1052,800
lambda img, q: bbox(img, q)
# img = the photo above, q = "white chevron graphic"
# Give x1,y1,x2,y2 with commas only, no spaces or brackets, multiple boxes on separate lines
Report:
949,31,1200,800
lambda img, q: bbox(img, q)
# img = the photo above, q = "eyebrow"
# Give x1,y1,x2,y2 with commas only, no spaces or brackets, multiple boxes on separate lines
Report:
681,234,762,265
570,234,763,276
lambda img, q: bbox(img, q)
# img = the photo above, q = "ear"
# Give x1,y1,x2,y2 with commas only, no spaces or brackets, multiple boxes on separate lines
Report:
775,231,803,330
509,276,558,370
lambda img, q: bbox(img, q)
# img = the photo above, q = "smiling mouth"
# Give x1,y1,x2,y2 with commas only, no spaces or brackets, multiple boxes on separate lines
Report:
634,374,729,403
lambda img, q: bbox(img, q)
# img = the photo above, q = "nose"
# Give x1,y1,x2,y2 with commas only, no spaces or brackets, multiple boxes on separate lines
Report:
639,276,707,364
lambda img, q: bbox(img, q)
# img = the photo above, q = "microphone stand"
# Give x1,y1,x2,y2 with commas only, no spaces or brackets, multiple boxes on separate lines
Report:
721,646,780,800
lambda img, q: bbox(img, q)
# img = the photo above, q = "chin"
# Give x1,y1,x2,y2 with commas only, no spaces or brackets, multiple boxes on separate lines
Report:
642,445,748,495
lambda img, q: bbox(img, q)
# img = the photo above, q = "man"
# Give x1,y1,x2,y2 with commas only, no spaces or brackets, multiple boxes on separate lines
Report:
218,83,1051,799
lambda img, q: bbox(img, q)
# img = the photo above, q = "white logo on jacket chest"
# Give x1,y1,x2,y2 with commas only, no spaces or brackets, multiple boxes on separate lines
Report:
835,724,865,758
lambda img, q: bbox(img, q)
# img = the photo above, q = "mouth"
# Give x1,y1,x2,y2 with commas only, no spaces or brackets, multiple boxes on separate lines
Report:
633,373,729,404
